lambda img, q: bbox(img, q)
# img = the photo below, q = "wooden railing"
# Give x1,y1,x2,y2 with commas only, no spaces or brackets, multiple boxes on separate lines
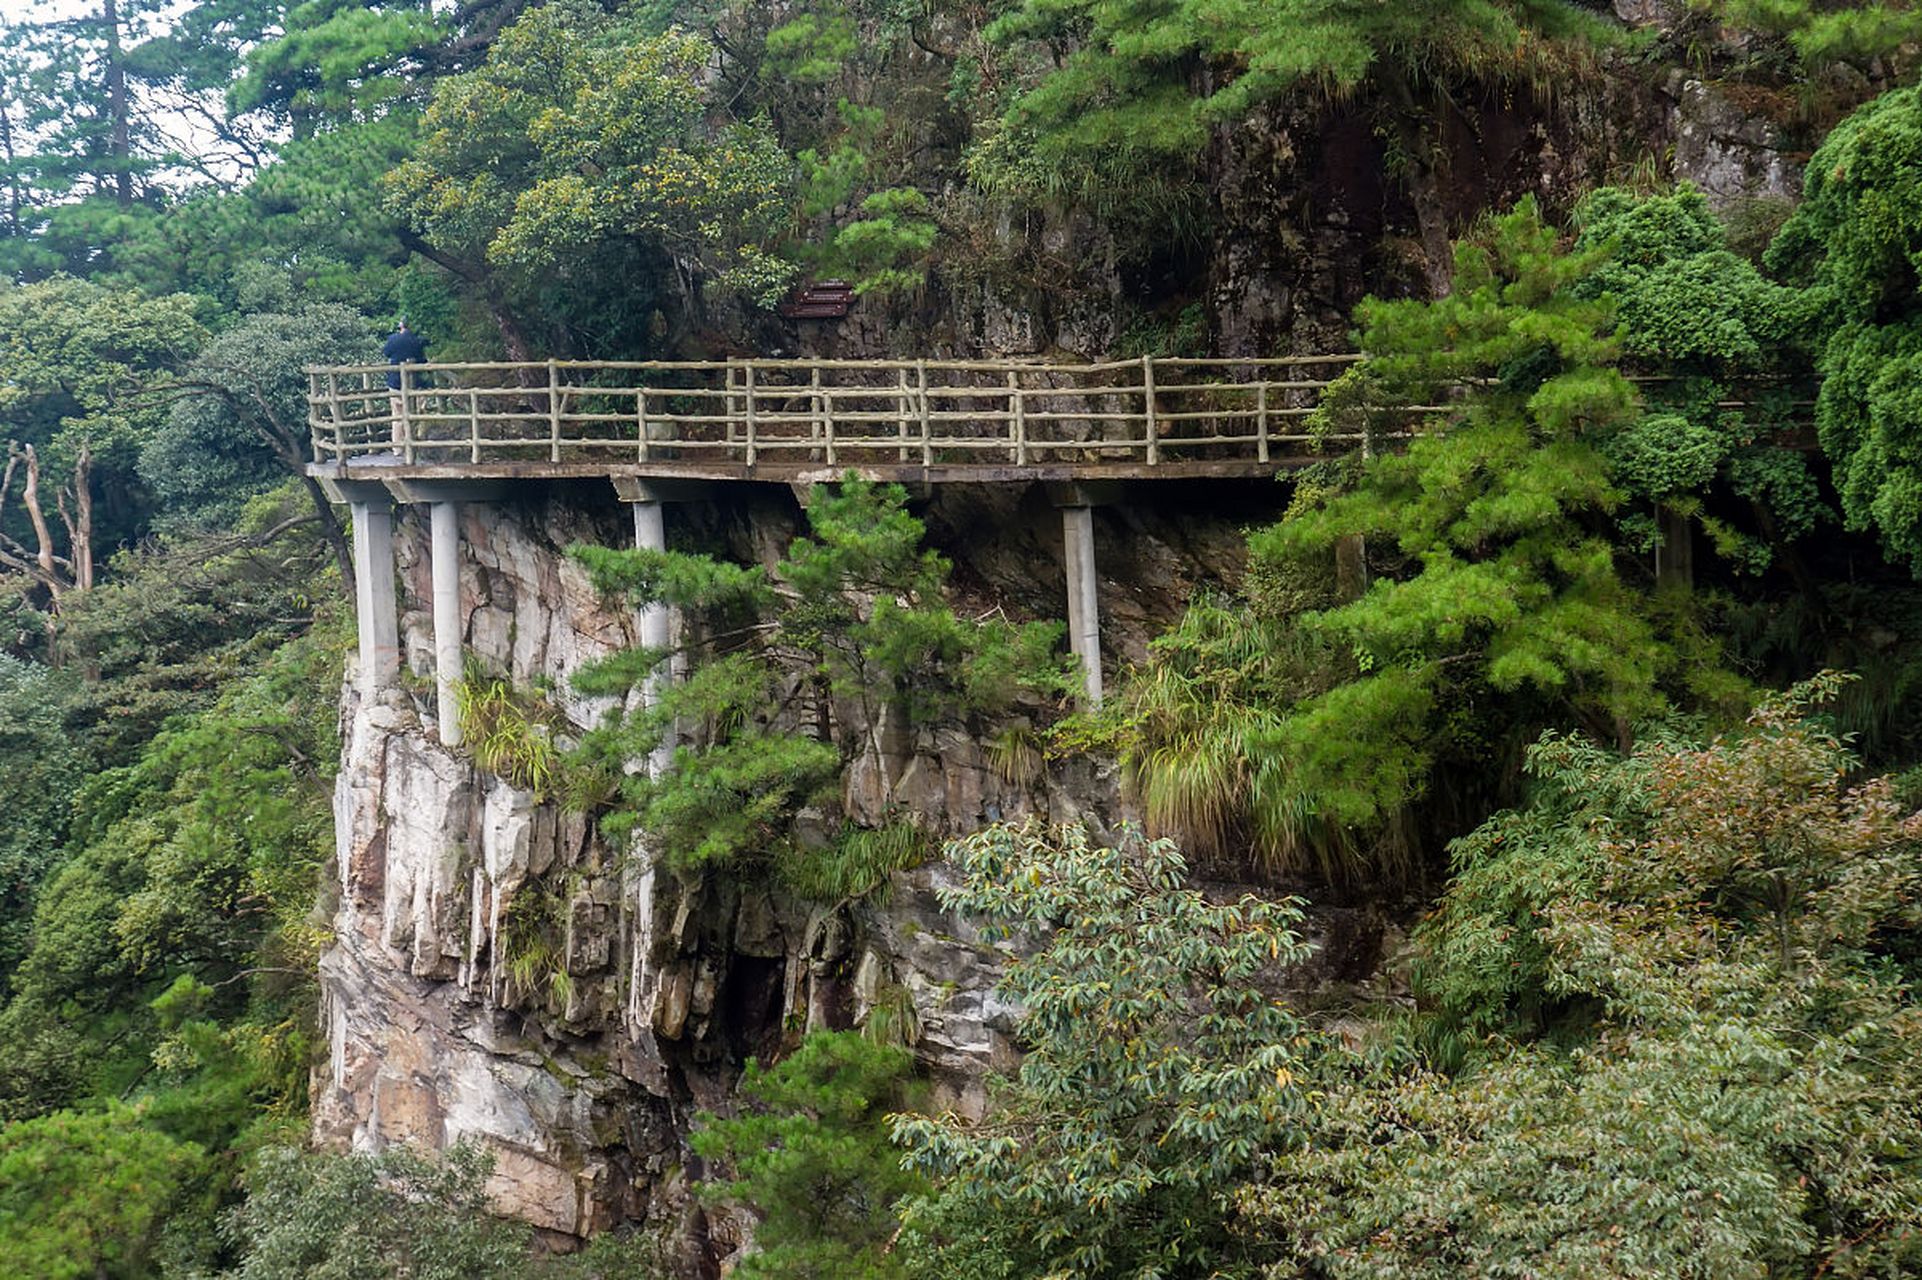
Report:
307,355,1444,471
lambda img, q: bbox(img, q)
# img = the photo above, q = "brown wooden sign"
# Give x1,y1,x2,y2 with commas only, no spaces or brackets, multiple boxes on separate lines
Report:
778,279,856,319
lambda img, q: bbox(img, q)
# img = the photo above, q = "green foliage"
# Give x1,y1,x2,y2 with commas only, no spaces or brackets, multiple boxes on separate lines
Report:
1258,200,1684,830
52,488,338,761
1088,597,1385,880
388,2,796,347
1572,185,1826,561
1577,186,1812,365
894,821,1312,1280
1705,0,1922,70
0,604,339,1139
0,1105,203,1280
975,0,1604,274
829,187,939,297
582,651,843,870
498,881,577,1013
1248,674,1922,1276
693,1031,924,1280
0,277,207,593
230,0,446,134
1770,83,1922,574
456,673,564,796
222,1142,531,1280
573,475,1069,876
0,655,86,984
765,11,860,85
144,303,377,529
1409,729,1655,1057
774,821,931,903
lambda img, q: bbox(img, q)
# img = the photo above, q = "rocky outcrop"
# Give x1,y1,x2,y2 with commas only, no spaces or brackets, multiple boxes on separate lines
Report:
1667,75,1802,210
312,480,1282,1257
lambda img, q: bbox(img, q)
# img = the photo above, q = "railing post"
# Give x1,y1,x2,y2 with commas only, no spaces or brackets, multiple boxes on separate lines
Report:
917,359,932,467
399,366,416,463
469,388,481,463
724,361,739,447
637,388,650,462
1009,370,1026,466
744,363,758,467
546,359,562,463
325,374,343,459
1256,381,1269,464
307,372,321,457
1141,355,1159,467
825,388,837,465
897,366,911,463
810,365,823,461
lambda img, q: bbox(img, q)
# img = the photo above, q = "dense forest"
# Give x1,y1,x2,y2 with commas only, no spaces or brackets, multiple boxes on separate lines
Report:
2,0,1922,1276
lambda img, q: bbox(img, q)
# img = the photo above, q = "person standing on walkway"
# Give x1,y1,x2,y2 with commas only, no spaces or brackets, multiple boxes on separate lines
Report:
383,319,429,445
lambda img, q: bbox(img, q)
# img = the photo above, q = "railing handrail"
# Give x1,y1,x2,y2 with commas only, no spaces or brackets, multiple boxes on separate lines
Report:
307,353,1367,377
305,352,1411,474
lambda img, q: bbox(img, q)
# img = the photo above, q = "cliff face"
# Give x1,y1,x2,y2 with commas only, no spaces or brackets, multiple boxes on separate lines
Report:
748,9,1803,369
312,19,1811,1254
311,480,1281,1259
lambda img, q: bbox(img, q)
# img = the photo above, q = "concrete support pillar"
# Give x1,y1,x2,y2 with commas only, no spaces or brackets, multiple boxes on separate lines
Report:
1062,503,1102,705
633,500,670,651
430,501,464,747
349,499,400,695
631,498,675,777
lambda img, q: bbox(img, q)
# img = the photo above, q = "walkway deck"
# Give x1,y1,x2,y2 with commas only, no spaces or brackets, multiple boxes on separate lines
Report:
306,354,1417,483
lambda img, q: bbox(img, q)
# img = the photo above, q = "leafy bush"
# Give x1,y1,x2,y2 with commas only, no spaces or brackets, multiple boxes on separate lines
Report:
222,1143,530,1280
894,821,1313,1279
0,1106,203,1280
1250,674,1922,1276
1769,83,1922,572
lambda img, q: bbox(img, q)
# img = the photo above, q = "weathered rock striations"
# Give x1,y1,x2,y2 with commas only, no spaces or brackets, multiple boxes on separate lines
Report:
313,480,1282,1254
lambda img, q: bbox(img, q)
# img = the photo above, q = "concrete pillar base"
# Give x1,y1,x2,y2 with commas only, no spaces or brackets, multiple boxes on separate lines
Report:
631,498,676,778
1062,504,1102,705
430,501,464,747
350,499,401,695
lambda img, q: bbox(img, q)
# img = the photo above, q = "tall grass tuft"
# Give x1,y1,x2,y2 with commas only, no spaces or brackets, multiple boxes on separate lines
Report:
498,884,575,1012
1104,596,1412,885
455,671,562,796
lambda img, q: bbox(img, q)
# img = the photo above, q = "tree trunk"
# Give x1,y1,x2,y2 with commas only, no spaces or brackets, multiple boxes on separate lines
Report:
64,444,93,592
1333,534,1369,602
21,444,63,601
1378,67,1454,299
396,227,537,359
1655,502,1692,590
103,0,132,205
302,473,357,597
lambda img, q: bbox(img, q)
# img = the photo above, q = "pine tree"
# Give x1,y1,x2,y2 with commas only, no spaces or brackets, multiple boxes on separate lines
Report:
980,0,1607,293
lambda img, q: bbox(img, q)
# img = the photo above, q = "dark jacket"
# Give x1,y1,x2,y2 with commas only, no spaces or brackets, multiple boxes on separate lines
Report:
383,329,428,389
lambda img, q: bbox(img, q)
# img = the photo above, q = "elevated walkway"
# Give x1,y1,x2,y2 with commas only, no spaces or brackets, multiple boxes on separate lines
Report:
307,354,1407,721
306,355,1393,482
